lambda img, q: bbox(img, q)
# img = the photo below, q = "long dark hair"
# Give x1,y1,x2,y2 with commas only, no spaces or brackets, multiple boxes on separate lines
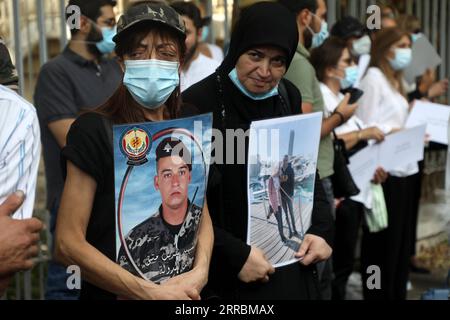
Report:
93,23,186,124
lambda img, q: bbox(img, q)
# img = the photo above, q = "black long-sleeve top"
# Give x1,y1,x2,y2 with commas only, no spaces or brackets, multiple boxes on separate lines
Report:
183,72,334,299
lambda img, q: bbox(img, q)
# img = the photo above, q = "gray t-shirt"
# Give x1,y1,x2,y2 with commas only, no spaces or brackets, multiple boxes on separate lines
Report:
34,47,122,211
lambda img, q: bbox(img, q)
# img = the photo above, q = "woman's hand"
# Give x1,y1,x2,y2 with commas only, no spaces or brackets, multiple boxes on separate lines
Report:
335,93,358,123
372,167,389,184
295,234,332,265
427,79,449,99
362,127,385,142
165,265,208,296
238,246,275,283
135,277,201,300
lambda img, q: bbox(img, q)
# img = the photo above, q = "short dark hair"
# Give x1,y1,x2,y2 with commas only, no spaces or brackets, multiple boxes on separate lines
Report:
330,16,365,40
310,36,348,82
171,1,203,30
278,0,317,15
66,0,116,35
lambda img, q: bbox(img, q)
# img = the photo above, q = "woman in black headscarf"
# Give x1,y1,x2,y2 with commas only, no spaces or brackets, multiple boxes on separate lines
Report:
183,1,333,299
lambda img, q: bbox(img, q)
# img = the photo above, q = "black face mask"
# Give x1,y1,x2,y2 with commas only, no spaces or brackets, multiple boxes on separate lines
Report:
86,22,103,55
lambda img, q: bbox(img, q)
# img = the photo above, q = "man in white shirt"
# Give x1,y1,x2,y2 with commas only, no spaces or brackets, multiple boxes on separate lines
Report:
0,42,43,296
0,86,41,220
171,1,220,92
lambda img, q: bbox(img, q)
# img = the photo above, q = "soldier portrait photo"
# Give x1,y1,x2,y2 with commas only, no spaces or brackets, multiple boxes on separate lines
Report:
113,115,211,284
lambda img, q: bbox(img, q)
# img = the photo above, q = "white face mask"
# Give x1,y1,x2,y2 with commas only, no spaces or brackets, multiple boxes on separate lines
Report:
352,35,371,56
389,48,413,71
306,12,329,48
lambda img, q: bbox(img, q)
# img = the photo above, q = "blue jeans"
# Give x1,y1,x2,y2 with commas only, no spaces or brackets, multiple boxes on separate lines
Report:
45,200,80,300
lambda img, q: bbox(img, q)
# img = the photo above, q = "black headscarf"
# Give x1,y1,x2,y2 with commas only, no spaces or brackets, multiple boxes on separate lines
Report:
218,1,298,75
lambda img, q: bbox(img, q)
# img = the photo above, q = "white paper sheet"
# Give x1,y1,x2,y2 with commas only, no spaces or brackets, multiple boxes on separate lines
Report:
404,35,442,85
348,144,378,191
406,100,450,145
349,125,426,188
247,112,323,268
354,54,371,89
378,125,426,171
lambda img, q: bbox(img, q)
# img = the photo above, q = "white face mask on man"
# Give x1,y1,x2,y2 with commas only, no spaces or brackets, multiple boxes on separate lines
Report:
352,35,371,57
306,12,329,48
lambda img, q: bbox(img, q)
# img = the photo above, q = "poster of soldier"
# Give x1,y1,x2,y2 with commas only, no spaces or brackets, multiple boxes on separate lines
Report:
113,114,212,283
247,113,322,268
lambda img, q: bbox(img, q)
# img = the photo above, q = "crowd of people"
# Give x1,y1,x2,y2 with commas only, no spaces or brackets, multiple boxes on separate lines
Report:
0,0,448,300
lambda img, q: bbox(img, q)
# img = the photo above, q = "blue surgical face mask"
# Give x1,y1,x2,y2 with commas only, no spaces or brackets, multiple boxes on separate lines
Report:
389,48,412,71
337,65,359,89
123,59,180,109
96,26,117,54
352,35,371,56
411,33,423,44
307,13,329,48
228,68,279,100
201,26,210,42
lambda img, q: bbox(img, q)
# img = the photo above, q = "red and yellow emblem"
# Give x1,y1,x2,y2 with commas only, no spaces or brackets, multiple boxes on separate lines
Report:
121,127,151,165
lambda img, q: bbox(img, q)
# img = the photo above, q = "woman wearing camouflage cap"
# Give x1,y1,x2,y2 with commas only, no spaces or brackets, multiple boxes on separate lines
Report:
54,2,213,300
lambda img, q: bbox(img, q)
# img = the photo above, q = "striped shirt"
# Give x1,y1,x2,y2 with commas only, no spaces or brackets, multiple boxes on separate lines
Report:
0,85,41,219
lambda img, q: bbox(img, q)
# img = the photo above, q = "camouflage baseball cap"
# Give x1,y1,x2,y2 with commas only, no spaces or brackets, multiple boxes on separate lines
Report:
113,3,186,43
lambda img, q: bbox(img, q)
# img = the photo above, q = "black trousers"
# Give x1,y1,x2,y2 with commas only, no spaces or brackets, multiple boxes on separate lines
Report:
409,163,423,256
332,199,364,300
361,175,415,300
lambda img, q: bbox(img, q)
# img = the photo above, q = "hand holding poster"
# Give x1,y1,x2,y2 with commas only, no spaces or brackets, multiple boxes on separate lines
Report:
247,113,322,268
113,114,212,284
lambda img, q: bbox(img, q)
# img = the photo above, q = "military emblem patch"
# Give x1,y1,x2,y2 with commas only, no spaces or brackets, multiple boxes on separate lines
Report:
120,127,151,166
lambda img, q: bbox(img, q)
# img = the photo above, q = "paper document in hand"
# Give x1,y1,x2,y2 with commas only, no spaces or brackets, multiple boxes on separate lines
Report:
349,125,426,187
406,100,450,145
378,125,426,171
348,144,378,191
404,35,441,85
247,113,322,268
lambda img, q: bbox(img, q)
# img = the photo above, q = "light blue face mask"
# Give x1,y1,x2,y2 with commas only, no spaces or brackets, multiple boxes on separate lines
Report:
411,33,423,44
352,35,371,56
307,14,329,48
338,65,359,89
123,59,180,109
96,26,117,54
201,26,210,42
389,48,412,71
228,68,279,100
